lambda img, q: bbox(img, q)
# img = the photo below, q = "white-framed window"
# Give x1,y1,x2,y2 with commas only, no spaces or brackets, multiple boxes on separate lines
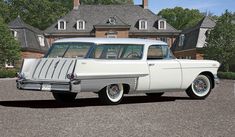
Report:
179,34,185,47
139,20,147,30
77,20,85,30
107,34,117,38
11,29,17,39
5,60,14,68
160,37,168,43
58,20,66,30
158,20,166,30
38,35,45,47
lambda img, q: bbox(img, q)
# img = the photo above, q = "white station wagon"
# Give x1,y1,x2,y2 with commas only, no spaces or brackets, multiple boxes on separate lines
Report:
16,38,220,105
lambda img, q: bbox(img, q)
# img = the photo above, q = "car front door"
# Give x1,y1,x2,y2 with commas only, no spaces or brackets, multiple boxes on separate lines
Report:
147,45,181,90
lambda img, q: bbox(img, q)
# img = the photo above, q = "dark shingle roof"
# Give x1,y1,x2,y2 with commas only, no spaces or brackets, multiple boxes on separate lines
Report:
8,17,49,53
195,16,216,28
9,17,43,34
45,5,179,35
171,16,216,52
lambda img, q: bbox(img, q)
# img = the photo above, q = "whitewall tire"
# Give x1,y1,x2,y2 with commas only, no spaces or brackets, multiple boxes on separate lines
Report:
186,75,212,99
98,84,124,105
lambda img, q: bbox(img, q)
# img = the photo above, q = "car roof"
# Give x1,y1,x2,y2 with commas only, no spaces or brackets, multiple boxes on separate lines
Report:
54,38,167,45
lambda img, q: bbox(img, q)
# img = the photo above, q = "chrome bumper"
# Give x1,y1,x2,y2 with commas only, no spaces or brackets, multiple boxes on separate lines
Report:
16,79,81,93
214,74,220,84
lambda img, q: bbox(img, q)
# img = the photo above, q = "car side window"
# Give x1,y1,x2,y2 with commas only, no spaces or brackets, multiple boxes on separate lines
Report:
147,45,164,60
91,44,143,60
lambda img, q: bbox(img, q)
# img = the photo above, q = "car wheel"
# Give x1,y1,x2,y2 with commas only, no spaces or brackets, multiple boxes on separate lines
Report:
52,92,77,102
186,75,212,99
146,92,164,97
98,84,124,105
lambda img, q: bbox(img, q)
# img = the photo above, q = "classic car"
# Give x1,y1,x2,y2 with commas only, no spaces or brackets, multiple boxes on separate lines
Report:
16,38,220,105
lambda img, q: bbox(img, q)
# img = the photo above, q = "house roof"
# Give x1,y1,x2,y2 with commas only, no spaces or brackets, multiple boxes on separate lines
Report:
171,16,216,52
8,17,49,53
45,5,180,35
9,16,43,34
195,16,216,28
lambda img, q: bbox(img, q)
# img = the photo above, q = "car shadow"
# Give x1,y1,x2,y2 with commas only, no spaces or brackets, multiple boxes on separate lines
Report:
0,96,191,108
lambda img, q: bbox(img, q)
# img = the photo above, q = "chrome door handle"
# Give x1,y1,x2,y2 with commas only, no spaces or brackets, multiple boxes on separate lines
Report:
149,64,155,66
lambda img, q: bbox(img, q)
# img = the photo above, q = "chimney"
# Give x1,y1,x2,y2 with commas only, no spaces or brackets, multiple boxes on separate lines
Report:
73,0,80,10
142,0,148,9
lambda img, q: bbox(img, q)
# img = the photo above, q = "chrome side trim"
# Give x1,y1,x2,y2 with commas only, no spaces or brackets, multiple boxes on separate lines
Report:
76,74,148,80
80,78,137,93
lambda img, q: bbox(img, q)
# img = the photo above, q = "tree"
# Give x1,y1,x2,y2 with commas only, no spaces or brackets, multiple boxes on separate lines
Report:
0,0,11,23
204,10,235,72
6,0,70,30
157,7,203,30
0,16,20,68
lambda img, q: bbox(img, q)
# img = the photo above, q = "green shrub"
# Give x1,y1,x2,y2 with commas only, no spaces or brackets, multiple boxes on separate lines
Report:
0,69,18,78
218,72,235,80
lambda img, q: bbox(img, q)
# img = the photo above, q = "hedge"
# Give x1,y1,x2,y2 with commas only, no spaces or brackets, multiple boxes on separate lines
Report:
0,69,18,78
218,72,235,80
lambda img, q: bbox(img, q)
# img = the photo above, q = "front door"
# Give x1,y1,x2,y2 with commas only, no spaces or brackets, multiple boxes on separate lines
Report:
147,45,181,90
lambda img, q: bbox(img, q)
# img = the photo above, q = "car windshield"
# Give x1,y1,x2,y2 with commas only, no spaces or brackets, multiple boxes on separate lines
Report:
46,42,93,58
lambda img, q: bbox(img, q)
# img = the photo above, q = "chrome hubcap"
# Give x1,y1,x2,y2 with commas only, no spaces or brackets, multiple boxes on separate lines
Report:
108,84,120,99
193,78,208,93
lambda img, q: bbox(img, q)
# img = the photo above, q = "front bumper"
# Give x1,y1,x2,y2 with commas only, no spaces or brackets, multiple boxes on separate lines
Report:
213,74,220,88
16,79,81,93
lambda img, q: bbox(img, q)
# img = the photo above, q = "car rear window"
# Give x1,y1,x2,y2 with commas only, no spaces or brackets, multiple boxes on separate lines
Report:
46,42,93,58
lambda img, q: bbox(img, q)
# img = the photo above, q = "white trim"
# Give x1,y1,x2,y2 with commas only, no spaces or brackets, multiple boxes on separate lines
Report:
139,20,147,30
76,20,85,30
5,61,14,68
58,20,66,30
179,34,185,47
158,20,166,30
10,29,17,39
38,35,45,47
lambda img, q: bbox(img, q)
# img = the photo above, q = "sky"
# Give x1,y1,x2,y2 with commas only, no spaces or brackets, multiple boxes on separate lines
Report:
134,0,235,16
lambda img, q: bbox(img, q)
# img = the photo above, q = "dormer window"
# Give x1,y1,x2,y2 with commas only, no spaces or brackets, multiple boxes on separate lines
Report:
158,20,166,30
139,20,147,30
38,35,45,47
11,29,17,39
58,20,66,30
179,34,185,47
77,20,85,30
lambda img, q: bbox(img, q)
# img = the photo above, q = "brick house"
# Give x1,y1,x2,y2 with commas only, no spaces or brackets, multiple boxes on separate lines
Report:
45,0,180,47
171,16,216,59
8,16,49,67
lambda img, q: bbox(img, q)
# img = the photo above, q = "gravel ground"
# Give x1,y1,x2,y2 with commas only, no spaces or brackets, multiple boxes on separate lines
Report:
0,79,234,137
